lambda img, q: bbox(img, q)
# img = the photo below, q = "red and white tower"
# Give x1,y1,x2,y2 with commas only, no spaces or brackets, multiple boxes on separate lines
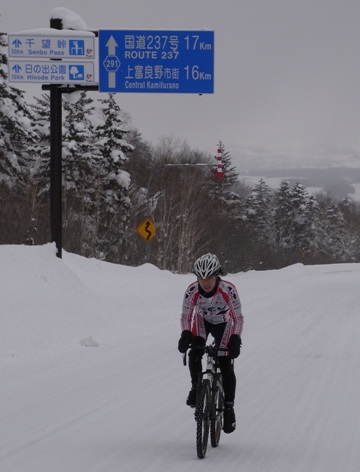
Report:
216,147,224,180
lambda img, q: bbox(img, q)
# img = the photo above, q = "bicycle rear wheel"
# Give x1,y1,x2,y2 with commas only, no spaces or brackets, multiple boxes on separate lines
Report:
210,379,224,447
195,379,210,459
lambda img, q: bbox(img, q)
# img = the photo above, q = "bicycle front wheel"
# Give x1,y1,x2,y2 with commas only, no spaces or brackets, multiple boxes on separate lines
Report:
210,379,224,447
195,379,210,459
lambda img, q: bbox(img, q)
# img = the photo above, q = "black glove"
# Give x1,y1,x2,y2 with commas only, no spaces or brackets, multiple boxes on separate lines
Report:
178,330,193,353
228,334,242,358
191,335,206,354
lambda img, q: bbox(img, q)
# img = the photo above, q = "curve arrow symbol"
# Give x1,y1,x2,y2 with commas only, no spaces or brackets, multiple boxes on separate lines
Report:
144,221,152,240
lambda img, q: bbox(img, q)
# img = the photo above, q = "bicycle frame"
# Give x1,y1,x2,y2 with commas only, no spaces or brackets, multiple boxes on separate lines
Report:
183,344,228,414
183,344,228,458
196,345,226,418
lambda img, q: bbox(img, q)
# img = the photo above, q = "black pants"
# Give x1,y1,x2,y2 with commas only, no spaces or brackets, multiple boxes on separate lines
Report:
188,321,236,403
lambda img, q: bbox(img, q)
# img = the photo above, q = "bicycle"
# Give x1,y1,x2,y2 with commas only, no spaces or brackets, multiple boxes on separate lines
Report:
183,344,229,459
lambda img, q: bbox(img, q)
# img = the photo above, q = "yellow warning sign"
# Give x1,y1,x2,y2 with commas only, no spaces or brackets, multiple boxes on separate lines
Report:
136,217,156,242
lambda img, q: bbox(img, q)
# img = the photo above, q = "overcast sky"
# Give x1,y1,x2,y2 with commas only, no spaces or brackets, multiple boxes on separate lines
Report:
2,0,360,169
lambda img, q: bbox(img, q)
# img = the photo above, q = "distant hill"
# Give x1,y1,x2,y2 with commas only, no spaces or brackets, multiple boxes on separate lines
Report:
241,166,360,201
232,146,360,201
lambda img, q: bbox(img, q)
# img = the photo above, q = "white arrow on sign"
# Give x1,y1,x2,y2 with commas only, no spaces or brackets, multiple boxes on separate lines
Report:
103,36,121,89
106,35,118,55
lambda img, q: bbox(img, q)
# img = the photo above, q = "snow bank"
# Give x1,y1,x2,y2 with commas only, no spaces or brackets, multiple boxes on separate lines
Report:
0,244,104,359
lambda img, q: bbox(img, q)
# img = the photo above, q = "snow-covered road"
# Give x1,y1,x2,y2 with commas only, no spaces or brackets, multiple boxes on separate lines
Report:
1,245,360,471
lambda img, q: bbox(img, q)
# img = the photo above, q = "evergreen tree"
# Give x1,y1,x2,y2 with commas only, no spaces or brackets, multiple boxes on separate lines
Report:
289,183,313,255
212,141,242,215
273,180,294,250
207,142,247,270
93,93,134,262
29,94,51,194
304,193,322,260
62,91,99,254
21,93,52,245
215,141,238,188
0,32,35,184
320,201,348,262
274,181,319,263
242,179,275,268
63,91,97,192
244,179,273,242
339,197,360,260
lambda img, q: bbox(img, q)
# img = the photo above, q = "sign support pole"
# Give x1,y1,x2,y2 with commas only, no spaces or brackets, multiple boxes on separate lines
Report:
49,17,63,258
49,84,63,258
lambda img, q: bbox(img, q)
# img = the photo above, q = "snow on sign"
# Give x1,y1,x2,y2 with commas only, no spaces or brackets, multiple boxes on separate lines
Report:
8,32,95,59
98,29,214,93
8,60,95,84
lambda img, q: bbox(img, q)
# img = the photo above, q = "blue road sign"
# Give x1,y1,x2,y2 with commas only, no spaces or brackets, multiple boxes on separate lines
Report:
98,30,214,93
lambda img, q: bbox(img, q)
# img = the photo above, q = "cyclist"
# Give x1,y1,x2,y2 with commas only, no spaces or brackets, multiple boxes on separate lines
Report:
178,253,244,434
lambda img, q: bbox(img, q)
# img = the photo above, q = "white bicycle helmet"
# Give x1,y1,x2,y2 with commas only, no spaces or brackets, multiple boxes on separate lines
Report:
193,253,222,279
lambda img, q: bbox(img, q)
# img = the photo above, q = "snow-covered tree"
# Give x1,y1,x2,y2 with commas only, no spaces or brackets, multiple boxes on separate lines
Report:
29,94,51,194
216,141,238,188
62,91,98,191
92,93,134,262
212,141,242,215
289,183,313,254
94,94,133,215
0,32,35,185
239,179,275,268
304,193,322,257
320,201,348,261
273,180,294,249
61,91,100,254
273,181,320,262
204,142,248,269
244,179,273,242
339,197,360,261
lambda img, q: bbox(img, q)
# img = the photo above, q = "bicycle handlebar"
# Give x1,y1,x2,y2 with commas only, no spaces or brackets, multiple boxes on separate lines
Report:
182,344,229,366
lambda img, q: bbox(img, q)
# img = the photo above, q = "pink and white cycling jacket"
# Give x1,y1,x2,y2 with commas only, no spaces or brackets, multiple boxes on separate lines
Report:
180,279,244,341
